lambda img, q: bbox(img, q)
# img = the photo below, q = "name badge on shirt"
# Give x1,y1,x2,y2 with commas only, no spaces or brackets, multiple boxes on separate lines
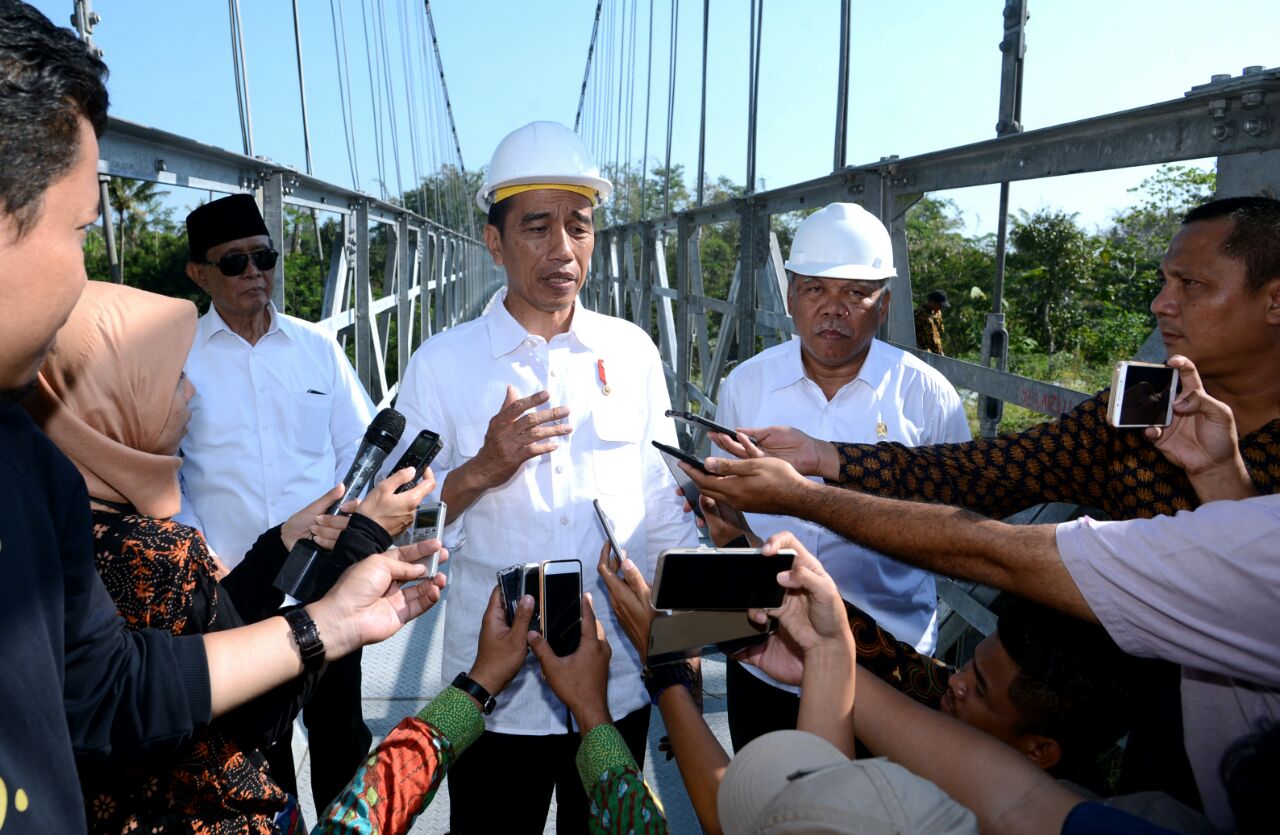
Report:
876,421,888,440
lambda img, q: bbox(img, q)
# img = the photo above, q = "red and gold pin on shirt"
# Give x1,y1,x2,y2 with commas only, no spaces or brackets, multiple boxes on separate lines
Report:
597,359,612,395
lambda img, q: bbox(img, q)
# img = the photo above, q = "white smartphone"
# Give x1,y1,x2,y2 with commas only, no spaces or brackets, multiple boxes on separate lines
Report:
1107,361,1178,428
411,500,448,577
540,559,583,657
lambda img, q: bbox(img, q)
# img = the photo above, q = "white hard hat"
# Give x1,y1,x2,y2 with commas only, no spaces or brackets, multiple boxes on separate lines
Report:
476,121,613,211
784,203,897,281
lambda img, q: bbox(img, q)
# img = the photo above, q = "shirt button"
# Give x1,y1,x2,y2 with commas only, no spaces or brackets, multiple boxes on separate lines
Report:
560,515,569,526
550,369,557,377
555,464,565,474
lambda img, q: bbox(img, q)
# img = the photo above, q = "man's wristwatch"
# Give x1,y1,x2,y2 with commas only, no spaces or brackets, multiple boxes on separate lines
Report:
452,672,497,714
643,660,702,708
283,607,326,673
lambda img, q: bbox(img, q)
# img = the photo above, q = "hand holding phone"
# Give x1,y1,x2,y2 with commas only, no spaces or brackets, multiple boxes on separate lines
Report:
593,499,623,572
388,429,443,493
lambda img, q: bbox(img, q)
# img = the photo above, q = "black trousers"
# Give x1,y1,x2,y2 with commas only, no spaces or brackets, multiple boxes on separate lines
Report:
264,648,372,813
725,658,800,753
446,705,651,834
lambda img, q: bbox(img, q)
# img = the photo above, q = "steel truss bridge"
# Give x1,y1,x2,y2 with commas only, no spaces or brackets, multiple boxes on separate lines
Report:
77,0,1280,656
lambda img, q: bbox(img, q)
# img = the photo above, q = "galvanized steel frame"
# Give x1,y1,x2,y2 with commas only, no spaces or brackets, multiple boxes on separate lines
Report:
96,115,505,408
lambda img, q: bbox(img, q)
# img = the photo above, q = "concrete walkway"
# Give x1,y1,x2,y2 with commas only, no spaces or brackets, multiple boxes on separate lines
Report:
292,585,734,833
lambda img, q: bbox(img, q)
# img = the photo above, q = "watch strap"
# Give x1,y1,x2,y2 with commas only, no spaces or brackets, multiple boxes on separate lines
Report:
452,671,497,714
643,660,703,708
283,607,326,673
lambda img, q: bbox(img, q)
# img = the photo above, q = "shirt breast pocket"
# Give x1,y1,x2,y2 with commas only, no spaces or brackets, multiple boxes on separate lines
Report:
591,401,646,496
286,391,333,455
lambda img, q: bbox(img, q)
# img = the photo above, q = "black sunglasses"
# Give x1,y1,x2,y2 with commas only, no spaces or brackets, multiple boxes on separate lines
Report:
203,248,279,277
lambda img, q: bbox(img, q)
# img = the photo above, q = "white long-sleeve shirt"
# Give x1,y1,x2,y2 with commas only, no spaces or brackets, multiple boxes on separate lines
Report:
391,291,699,735
177,303,375,567
717,337,971,691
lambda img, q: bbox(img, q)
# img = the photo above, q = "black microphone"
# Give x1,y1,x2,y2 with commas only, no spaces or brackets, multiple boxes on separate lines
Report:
273,408,407,602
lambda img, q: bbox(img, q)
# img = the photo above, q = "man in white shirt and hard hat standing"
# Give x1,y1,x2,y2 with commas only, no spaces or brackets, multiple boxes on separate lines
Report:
713,202,971,752
391,121,698,833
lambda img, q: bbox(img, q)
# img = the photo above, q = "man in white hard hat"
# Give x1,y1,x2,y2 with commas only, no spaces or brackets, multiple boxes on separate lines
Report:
391,120,698,833
712,202,970,752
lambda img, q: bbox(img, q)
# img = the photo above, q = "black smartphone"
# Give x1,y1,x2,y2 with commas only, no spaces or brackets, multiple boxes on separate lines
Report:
651,548,796,611
593,499,623,572
540,559,583,656
497,561,540,631
389,429,444,493
665,409,757,445
652,439,708,473
652,441,707,520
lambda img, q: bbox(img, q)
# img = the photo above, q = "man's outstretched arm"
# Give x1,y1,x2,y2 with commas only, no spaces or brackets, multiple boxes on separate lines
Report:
687,457,1095,623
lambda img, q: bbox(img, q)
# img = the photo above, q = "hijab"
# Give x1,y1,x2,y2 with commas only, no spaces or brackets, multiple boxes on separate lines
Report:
25,281,198,517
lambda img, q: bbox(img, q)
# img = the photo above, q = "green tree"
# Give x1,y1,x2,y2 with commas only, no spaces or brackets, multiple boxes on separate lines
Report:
1007,209,1097,355
904,197,996,356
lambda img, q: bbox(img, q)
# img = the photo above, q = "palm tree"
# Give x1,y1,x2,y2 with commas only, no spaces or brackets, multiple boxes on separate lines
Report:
105,177,165,267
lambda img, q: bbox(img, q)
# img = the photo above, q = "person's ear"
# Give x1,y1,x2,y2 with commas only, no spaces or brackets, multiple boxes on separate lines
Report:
185,261,210,293
1020,735,1062,771
483,223,504,266
1264,277,1280,326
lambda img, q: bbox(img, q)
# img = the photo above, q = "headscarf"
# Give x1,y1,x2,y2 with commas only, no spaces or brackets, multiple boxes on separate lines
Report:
24,281,198,517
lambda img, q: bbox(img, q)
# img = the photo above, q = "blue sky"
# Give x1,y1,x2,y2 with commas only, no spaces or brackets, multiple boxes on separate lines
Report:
33,0,1279,234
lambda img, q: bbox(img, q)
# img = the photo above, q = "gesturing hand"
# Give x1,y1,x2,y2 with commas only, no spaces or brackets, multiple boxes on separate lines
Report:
1145,355,1255,501
468,585,537,699
529,594,613,735
471,385,572,489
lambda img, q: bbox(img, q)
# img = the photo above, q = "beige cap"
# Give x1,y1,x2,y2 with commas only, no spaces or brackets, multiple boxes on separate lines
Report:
718,731,978,834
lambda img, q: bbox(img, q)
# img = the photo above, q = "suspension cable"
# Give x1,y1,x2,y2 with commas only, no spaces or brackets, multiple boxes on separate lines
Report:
330,0,360,189
662,0,679,216
640,0,654,217
358,0,388,198
374,0,405,202
695,0,708,205
227,0,254,157
574,0,604,133
424,1,473,235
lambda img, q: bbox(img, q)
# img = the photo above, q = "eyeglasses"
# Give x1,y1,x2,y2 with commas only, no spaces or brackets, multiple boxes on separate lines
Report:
203,248,279,277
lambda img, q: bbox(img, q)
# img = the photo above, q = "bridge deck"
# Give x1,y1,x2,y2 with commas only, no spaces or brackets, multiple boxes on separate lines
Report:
289,586,729,832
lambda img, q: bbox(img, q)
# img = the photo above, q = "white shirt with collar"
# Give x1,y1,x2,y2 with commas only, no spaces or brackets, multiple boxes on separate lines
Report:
392,290,699,735
717,337,971,691
176,302,375,568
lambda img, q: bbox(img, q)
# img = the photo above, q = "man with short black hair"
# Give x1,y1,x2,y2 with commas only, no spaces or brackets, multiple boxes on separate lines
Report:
0,6,440,830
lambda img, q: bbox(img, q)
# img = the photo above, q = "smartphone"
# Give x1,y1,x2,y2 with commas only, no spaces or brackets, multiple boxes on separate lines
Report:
652,439,708,473
593,499,623,572
652,441,707,521
523,563,541,633
665,409,758,445
540,559,583,656
389,429,443,493
497,561,540,629
409,501,448,576
647,609,775,666
651,548,796,611
1107,361,1178,428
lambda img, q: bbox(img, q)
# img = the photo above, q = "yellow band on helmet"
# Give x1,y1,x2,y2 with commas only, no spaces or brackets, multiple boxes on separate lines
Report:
492,183,598,206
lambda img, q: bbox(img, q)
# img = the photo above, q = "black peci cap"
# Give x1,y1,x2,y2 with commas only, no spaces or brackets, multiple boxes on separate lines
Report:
186,193,270,261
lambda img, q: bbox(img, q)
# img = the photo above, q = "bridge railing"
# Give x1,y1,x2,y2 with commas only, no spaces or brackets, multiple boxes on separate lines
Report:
97,115,506,408
585,66,1280,659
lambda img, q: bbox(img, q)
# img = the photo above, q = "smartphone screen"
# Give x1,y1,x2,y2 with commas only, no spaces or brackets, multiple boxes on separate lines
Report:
541,560,582,656
593,499,623,571
1112,362,1178,427
652,549,795,611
